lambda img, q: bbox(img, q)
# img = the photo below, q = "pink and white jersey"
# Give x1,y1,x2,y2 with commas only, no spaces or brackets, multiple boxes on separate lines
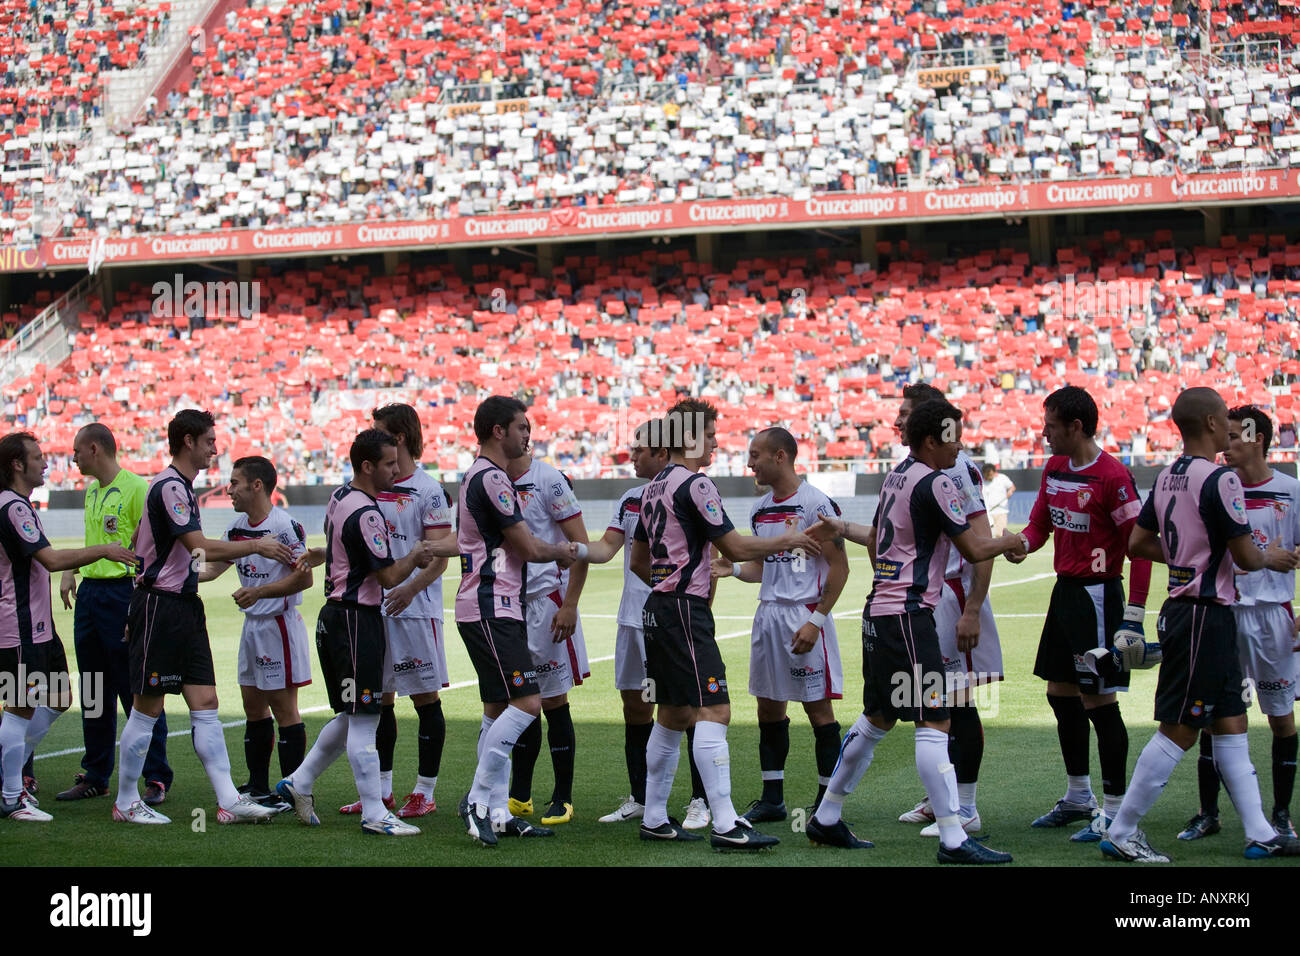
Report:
376,468,454,620
609,485,651,628
633,464,736,600
135,465,203,594
1136,455,1252,605
941,451,987,579
224,507,308,616
0,490,53,648
750,481,841,604
867,457,971,617
456,456,527,623
323,485,394,606
1231,469,1300,607
513,459,581,598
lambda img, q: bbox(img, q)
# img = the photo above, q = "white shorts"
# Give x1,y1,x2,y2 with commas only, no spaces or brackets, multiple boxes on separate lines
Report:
1234,603,1299,718
382,616,450,696
747,601,843,703
237,609,312,692
526,591,590,698
933,575,1004,691
614,624,647,692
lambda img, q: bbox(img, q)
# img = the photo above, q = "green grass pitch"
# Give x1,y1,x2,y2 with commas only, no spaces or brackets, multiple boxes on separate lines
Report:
3,528,1287,867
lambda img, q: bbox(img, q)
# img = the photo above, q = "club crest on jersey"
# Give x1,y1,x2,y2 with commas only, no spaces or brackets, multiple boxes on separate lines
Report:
1190,700,1204,717
360,689,372,704
785,515,798,528
149,672,160,687
1273,500,1290,516
512,671,525,687
395,496,408,513
103,513,119,535
517,488,534,505
1077,489,1092,509
706,676,720,693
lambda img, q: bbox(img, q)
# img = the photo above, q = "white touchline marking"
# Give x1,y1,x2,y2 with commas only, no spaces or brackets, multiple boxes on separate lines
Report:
35,572,1074,761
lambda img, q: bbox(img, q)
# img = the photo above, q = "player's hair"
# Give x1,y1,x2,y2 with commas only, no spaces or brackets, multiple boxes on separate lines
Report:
1043,386,1098,438
1228,405,1274,456
168,408,216,455
634,419,669,454
982,463,997,480
901,383,944,406
1172,387,1225,441
76,422,117,457
373,403,423,458
663,398,718,455
905,399,963,449
351,428,397,472
474,395,528,444
756,426,799,462
0,431,36,490
232,455,277,493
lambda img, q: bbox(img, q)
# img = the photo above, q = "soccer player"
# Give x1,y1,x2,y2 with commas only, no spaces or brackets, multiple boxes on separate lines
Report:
885,384,1002,836
1011,385,1152,841
197,456,312,810
456,396,585,847
804,400,1024,862
335,404,453,820
586,421,711,829
504,447,590,825
1100,387,1300,862
1176,405,1300,842
711,426,848,821
983,464,1016,537
275,429,446,836
0,432,136,822
630,398,818,851
112,409,287,825
53,423,172,806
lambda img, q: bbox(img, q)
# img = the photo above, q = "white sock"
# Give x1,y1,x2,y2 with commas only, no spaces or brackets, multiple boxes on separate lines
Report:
643,723,683,828
191,709,240,809
958,782,978,818
379,769,393,800
477,714,494,761
1066,773,1094,806
22,705,61,765
415,774,437,799
115,709,158,810
692,721,739,833
346,713,384,820
1102,793,1124,819
1109,731,1186,845
1212,732,1277,843
291,714,348,795
470,706,534,808
916,727,964,850
0,712,30,804
490,746,511,822
814,715,887,826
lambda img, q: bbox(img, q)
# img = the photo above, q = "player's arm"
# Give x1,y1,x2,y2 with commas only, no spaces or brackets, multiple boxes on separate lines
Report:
500,520,580,565
374,539,437,589
950,527,1026,563
296,546,326,570
551,514,589,642
33,542,136,573
1009,471,1054,563
59,569,77,609
711,527,819,563
630,537,652,585
178,528,295,566
233,564,313,609
711,552,762,582
197,560,233,583
584,526,625,564
1228,532,1298,573
792,533,847,655
811,513,874,548
956,511,994,652
384,526,452,617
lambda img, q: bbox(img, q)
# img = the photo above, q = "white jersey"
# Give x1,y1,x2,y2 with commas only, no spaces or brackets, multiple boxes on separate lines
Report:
942,451,987,578
376,468,454,620
1234,469,1300,607
749,481,841,604
610,485,652,628
223,507,309,616
514,459,582,598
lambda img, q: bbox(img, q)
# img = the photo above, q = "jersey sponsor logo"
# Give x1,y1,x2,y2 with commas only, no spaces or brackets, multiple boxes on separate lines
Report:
1252,528,1269,549
552,483,566,497
534,659,567,675
1077,489,1092,509
650,565,671,586
1168,565,1195,587
238,560,272,580
460,554,473,576
500,596,511,608
789,665,824,680
875,559,902,580
1256,678,1293,692
255,655,282,668
392,656,431,673
1049,506,1091,532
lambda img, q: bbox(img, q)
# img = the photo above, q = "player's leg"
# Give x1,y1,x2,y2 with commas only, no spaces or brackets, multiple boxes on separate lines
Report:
1251,603,1298,834
929,580,985,833
376,694,396,806
601,624,652,821
805,699,841,810
64,581,115,797
508,598,557,814
682,723,709,828
395,689,443,818
240,684,275,794
1074,580,1131,838
112,582,172,799
280,605,350,823
541,692,576,823
746,697,790,821
1178,730,1223,840
114,589,174,822
0,643,47,820
638,595,699,840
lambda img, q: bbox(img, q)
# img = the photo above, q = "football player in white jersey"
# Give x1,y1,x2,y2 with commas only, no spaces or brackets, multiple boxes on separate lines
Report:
884,384,1002,835
333,405,454,819
198,456,312,810
585,421,711,828
502,448,592,826
1179,405,1300,841
713,427,848,822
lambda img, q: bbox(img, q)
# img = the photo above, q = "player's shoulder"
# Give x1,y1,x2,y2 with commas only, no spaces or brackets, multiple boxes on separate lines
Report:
618,483,645,506
954,450,982,485
797,479,840,513
1268,468,1300,493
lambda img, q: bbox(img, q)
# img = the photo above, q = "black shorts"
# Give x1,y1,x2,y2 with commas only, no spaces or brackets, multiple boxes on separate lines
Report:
127,587,214,695
642,592,729,708
1153,599,1248,727
457,617,538,703
0,637,70,708
1033,576,1129,694
862,610,950,724
317,601,386,715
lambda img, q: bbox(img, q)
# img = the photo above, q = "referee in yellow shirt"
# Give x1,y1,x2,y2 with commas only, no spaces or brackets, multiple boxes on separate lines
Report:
53,424,172,803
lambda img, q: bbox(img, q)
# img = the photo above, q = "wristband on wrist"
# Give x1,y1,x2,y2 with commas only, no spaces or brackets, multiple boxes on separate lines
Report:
732,563,742,579
574,543,589,560
808,610,828,629
1017,532,1030,552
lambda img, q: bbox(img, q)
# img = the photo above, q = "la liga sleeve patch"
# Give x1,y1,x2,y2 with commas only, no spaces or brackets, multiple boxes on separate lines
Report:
10,503,41,543
690,477,727,526
484,470,518,517
161,481,192,527
361,509,390,559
